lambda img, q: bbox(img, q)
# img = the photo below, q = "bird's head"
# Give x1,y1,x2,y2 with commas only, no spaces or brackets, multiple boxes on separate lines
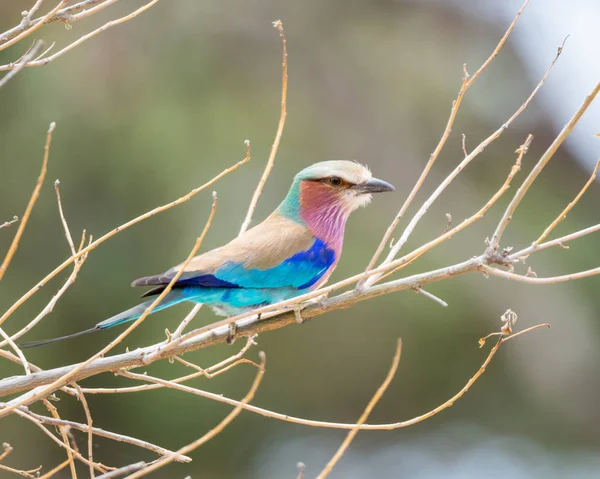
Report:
294,160,395,214
278,160,394,243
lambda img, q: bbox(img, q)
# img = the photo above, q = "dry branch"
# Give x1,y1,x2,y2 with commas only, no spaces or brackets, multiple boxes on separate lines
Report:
1,1,600,476
0,122,55,281
317,339,402,478
239,20,288,234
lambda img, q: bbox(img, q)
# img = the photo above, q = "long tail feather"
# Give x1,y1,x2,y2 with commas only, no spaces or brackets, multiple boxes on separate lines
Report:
21,291,189,348
20,327,99,348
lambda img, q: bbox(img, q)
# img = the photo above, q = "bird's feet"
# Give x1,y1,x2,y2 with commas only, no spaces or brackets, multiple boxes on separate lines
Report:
226,322,238,345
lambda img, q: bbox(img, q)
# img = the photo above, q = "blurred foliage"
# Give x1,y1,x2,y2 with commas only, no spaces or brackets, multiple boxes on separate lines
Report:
1,1,599,478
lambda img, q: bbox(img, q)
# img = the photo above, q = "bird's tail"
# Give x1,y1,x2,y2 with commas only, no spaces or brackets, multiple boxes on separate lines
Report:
20,291,189,348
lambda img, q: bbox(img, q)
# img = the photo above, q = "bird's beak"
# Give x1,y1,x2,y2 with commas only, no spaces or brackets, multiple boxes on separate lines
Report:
353,177,395,194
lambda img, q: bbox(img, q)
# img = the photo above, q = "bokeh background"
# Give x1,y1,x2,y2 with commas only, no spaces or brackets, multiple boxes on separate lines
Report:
1,0,600,477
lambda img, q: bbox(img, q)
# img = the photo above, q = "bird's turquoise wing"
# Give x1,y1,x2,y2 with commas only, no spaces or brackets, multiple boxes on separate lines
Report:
175,238,335,290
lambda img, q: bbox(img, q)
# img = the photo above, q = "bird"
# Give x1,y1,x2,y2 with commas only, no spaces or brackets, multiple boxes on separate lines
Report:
21,160,394,348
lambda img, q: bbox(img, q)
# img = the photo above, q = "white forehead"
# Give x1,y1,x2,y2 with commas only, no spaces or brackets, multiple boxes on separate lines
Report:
296,160,372,184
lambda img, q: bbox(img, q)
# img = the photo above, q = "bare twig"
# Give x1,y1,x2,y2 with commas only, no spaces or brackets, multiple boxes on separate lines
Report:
0,154,247,328
0,1,67,53
481,264,600,284
0,40,43,89
317,339,402,478
171,303,203,338
510,223,600,260
362,0,530,279
533,159,600,246
0,216,19,230
125,352,266,479
38,459,72,479
20,407,191,462
96,462,146,479
489,79,600,251
413,287,448,307
73,384,95,478
0,461,42,478
0,1,164,71
239,20,288,234
0,194,219,419
363,37,564,289
0,122,55,281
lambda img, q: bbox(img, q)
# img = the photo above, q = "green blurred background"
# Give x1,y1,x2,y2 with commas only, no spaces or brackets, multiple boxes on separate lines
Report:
1,0,600,477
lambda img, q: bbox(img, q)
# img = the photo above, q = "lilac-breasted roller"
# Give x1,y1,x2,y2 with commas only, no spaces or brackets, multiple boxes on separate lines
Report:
22,161,394,347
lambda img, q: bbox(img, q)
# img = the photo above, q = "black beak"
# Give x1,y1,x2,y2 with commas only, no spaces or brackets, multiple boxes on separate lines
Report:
353,177,395,194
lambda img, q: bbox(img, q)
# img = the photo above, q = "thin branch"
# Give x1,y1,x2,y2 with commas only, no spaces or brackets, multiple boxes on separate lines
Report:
510,223,600,260
38,459,72,479
0,233,88,347
95,462,146,479
533,158,600,246
0,326,31,375
0,1,163,71
77,335,258,395
0,443,12,462
239,19,288,234
15,407,113,474
125,352,266,479
54,179,76,254
0,1,104,45
0,122,55,281
0,216,18,230
317,338,402,479
362,36,562,289
20,408,191,462
0,1,67,53
111,323,546,433
0,153,247,328
0,194,219,418
481,264,600,284
362,0,530,278
41,398,79,479
413,287,448,307
0,462,41,478
0,40,43,89
171,303,203,338
73,384,95,479
489,79,600,251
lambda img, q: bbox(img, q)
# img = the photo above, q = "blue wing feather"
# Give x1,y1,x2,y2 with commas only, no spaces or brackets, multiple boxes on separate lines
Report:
183,239,335,291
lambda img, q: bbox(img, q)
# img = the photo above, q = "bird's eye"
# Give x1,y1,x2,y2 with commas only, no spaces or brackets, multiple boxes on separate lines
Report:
329,176,342,186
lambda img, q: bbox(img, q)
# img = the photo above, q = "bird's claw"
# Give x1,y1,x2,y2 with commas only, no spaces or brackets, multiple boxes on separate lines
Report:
226,322,238,345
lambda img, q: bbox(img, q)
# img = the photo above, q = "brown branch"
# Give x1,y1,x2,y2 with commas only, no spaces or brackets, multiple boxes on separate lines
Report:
73,384,95,478
481,264,600,284
0,40,43,89
317,338,402,479
0,194,219,419
0,216,19,230
239,20,288,234
533,158,600,246
38,459,72,479
125,352,266,479
19,407,191,462
0,1,67,53
489,79,600,251
0,122,55,281
0,154,248,329
0,1,163,71
95,462,146,479
362,0,530,278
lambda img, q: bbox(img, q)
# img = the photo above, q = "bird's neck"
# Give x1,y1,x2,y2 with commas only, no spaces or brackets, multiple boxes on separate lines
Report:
277,180,349,251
